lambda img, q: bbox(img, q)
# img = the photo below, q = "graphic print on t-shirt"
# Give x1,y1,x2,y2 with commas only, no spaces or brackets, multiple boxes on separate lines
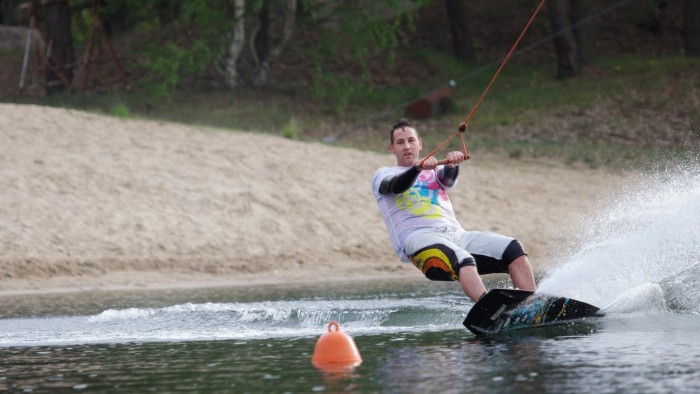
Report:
395,170,449,219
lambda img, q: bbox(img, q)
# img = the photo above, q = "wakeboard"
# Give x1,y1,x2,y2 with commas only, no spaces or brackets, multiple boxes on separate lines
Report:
463,288,604,335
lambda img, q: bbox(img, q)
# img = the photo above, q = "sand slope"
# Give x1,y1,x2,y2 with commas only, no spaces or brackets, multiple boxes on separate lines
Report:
0,104,623,294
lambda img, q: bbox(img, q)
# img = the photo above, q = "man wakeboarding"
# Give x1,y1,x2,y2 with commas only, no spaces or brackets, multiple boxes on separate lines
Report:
371,119,537,303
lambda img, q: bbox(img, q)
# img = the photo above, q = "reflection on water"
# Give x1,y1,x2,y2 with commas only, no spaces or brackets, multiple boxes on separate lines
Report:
3,322,699,393
0,339,321,392
1,279,700,393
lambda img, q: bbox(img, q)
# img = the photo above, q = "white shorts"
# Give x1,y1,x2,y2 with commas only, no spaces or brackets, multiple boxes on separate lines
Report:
403,227,521,280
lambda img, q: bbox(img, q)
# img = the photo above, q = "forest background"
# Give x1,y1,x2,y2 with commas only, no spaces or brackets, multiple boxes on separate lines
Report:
0,0,697,166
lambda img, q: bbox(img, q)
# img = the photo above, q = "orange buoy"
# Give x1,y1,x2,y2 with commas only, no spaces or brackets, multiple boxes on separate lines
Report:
311,321,362,369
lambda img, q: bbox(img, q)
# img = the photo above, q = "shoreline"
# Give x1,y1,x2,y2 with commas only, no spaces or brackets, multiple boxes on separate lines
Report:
0,268,423,298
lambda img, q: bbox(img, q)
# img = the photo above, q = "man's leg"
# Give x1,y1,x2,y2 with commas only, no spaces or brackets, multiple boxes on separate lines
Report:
458,265,487,302
509,255,536,291
405,229,491,302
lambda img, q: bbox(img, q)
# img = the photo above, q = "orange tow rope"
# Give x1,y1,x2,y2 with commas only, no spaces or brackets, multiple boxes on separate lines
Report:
419,0,547,167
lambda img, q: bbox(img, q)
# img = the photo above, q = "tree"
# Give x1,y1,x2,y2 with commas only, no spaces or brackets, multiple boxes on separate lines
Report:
569,0,588,66
547,0,579,79
44,0,75,95
445,0,475,62
96,0,428,101
224,0,245,88
301,0,430,107
685,0,700,56
250,0,297,87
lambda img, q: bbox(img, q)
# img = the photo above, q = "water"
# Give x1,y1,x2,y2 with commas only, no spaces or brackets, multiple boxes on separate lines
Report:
1,164,699,393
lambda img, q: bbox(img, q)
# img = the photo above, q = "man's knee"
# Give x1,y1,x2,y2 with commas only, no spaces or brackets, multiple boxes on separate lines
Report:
410,244,474,281
502,239,527,265
477,239,527,274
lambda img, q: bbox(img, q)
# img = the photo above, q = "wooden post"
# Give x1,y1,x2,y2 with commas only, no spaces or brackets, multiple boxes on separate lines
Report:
404,86,453,119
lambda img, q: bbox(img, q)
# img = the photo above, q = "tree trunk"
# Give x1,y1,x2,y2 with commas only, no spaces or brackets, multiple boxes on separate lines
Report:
548,0,579,79
444,0,476,61
569,0,588,65
685,0,700,56
225,0,246,88
44,0,75,95
253,2,269,64
251,0,297,87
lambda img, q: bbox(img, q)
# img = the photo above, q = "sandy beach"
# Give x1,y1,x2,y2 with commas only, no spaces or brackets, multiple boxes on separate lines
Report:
0,103,625,296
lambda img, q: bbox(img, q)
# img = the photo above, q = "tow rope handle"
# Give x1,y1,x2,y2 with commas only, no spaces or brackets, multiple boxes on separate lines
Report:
418,123,470,168
418,0,546,168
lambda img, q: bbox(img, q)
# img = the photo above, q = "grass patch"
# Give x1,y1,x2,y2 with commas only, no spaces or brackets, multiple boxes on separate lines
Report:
110,102,130,118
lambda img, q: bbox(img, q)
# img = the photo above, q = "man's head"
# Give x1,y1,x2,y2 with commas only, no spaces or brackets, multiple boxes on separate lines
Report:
389,118,423,167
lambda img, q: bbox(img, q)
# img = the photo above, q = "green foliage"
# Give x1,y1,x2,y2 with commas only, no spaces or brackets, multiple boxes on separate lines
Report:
94,0,435,102
302,0,432,108
282,117,300,139
140,42,188,100
110,102,130,118
139,39,215,100
102,0,235,99
70,8,91,45
311,69,359,112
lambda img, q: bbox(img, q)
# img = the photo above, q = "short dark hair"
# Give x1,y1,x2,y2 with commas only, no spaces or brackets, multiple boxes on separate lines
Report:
390,118,417,143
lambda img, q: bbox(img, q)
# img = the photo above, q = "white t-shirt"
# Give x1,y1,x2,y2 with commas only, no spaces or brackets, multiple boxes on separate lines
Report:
371,166,461,261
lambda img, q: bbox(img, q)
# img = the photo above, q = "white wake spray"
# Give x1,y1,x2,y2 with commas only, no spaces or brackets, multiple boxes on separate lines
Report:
538,161,700,311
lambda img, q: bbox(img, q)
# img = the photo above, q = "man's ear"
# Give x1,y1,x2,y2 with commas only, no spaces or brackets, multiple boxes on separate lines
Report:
389,143,395,153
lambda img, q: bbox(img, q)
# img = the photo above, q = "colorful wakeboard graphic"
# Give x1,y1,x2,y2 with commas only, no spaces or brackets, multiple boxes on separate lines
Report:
463,289,604,335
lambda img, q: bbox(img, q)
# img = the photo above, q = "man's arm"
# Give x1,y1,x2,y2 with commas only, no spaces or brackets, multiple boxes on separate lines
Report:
434,150,463,188
378,166,420,194
437,165,459,188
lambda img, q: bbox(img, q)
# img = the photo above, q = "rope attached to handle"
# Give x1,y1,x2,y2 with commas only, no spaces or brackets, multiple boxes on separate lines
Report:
418,0,547,168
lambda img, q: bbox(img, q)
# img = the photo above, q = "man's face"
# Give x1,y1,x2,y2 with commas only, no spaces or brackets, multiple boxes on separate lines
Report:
390,126,422,167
